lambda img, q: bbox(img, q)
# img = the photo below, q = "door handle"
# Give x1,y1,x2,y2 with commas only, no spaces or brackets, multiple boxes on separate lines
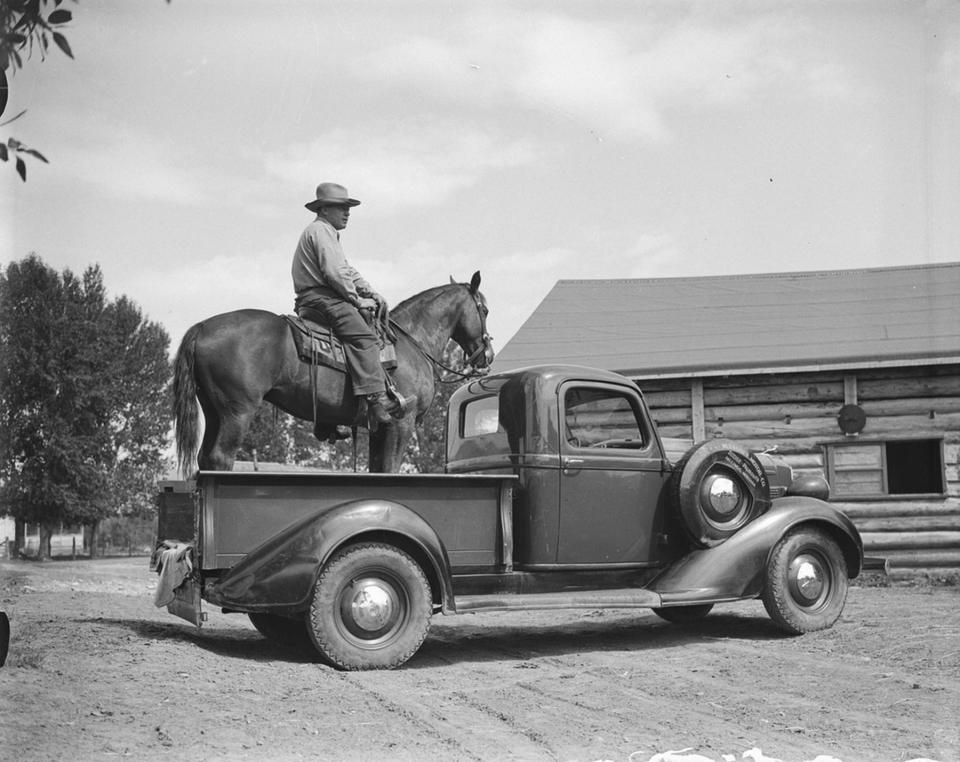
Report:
563,457,584,472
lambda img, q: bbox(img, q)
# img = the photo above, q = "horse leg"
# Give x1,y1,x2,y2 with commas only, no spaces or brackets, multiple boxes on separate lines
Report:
197,395,257,471
368,419,415,473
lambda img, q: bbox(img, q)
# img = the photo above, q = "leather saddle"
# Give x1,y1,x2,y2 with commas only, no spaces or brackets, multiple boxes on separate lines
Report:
284,315,397,373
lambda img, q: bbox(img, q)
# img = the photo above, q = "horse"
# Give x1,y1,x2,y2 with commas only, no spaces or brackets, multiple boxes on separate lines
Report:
173,271,493,476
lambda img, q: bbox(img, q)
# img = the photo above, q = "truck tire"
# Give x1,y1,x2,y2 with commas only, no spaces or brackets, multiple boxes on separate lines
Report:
761,527,848,635
652,604,714,624
308,543,432,670
670,439,771,547
248,613,312,649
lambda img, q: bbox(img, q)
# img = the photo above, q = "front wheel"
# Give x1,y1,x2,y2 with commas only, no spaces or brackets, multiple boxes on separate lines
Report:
762,527,848,635
308,543,432,670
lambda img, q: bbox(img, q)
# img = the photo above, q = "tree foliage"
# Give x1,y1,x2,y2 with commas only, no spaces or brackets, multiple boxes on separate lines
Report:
0,255,172,555
0,0,74,180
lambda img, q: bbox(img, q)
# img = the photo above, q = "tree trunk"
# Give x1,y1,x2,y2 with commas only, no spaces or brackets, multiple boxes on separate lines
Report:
88,520,100,559
14,520,25,558
36,524,51,561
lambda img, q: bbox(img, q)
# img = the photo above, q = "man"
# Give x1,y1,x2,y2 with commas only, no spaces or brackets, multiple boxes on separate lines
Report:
292,182,404,425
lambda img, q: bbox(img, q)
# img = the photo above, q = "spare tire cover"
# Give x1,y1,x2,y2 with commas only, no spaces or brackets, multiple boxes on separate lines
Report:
670,439,772,547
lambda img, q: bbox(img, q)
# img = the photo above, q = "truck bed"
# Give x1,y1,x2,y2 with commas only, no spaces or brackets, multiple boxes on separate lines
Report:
158,470,516,572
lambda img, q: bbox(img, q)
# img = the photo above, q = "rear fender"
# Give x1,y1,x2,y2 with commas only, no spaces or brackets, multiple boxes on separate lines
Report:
205,499,454,615
650,498,862,605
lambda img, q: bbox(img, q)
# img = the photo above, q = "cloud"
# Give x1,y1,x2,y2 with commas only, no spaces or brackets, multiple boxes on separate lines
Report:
262,117,543,214
353,8,853,142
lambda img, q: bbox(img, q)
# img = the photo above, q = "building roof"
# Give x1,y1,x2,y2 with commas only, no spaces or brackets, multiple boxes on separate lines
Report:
491,262,960,379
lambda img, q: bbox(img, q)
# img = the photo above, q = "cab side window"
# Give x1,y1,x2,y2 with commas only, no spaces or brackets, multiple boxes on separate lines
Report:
564,387,646,449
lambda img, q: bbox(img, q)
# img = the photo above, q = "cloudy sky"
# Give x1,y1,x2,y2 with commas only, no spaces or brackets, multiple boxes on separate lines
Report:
2,0,958,355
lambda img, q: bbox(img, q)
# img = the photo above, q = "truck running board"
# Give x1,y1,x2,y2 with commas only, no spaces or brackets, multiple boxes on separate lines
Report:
453,588,663,614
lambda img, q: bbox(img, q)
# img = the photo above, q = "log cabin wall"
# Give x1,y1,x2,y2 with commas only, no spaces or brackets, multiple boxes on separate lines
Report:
640,363,960,576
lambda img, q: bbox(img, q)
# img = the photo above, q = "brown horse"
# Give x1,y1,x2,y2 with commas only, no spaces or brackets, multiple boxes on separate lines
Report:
174,272,493,476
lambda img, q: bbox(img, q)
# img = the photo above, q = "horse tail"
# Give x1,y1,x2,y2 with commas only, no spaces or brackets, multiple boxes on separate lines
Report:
173,323,203,478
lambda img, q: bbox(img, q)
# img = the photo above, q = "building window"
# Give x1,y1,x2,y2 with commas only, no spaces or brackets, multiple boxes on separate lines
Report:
824,439,946,499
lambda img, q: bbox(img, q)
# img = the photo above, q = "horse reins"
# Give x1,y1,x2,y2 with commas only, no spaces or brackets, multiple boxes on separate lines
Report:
389,288,493,383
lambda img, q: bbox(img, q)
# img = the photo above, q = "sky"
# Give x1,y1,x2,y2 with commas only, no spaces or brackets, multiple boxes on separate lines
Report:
2,0,959,358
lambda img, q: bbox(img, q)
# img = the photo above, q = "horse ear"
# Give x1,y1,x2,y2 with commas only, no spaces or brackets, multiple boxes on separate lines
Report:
469,271,481,293
449,275,457,285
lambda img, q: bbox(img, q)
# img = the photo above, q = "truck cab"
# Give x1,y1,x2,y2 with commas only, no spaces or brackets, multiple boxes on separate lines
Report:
446,365,671,568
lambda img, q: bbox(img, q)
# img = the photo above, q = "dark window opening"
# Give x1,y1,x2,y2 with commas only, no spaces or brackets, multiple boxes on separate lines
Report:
886,440,944,495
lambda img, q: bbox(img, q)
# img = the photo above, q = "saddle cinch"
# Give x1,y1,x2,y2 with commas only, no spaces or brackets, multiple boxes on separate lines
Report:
284,315,398,374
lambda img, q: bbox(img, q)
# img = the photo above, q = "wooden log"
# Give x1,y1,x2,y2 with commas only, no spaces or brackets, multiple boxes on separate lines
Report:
853,516,960,533
859,397,960,417
642,389,692,408
705,400,839,423
837,501,960,519
704,381,844,407
706,417,838,439
859,375,960,401
648,407,692,424
860,531,960,550
880,550,960,568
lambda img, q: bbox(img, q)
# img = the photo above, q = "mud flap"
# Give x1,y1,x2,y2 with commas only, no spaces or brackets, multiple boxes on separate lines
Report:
167,576,206,627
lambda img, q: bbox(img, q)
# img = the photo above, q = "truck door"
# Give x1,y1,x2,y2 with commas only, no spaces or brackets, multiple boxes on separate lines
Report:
557,381,668,565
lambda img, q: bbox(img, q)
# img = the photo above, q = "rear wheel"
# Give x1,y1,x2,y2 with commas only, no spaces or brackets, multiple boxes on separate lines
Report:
308,543,432,670
652,604,714,624
762,527,848,634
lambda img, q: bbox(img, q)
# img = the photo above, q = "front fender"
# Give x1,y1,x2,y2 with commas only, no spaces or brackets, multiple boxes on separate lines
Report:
650,497,862,605
205,499,454,615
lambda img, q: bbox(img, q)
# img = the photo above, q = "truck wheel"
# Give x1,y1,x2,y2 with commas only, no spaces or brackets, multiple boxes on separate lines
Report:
248,613,312,648
671,439,771,547
308,543,432,670
652,604,714,624
762,527,848,635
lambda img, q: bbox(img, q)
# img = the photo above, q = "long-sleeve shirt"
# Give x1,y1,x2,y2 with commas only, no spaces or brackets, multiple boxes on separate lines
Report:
292,217,373,307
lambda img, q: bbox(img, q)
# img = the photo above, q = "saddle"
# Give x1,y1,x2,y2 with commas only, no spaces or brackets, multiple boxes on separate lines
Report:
284,315,397,373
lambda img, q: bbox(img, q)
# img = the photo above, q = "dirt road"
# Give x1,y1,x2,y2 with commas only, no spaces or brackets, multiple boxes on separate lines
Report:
0,558,957,762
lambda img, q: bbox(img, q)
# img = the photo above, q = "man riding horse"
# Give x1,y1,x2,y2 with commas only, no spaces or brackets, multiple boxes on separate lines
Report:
292,182,413,428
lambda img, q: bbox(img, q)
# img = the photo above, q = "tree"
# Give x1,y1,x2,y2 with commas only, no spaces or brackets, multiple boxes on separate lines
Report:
0,0,74,179
0,255,171,558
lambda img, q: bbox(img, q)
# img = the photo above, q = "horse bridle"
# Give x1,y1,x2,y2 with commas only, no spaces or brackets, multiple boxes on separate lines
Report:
462,290,494,370
389,286,494,381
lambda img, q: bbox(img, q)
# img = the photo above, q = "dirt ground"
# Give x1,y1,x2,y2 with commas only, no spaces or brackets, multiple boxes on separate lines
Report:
0,558,957,762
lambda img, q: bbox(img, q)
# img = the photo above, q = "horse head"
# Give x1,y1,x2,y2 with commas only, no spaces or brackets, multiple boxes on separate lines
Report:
449,271,494,372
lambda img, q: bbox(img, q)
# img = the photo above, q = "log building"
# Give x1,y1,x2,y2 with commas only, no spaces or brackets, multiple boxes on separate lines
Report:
492,263,960,576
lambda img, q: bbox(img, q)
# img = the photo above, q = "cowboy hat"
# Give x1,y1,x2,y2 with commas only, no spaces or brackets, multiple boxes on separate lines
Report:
305,182,361,212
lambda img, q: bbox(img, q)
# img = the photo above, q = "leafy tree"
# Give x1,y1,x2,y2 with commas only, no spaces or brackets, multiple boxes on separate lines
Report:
0,0,75,179
0,255,171,557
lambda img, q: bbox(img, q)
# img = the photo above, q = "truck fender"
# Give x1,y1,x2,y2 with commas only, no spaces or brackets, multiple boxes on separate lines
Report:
206,499,455,615
649,498,863,605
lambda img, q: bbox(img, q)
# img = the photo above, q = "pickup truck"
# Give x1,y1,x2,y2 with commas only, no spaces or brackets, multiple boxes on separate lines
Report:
154,364,863,670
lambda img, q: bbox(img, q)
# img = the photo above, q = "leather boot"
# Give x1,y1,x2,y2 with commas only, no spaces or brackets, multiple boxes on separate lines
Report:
366,393,395,426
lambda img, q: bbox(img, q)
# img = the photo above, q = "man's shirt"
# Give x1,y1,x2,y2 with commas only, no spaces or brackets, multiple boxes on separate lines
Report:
292,217,372,306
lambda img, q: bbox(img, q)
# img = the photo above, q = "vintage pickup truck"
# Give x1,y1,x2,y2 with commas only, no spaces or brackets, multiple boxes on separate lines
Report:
154,364,863,670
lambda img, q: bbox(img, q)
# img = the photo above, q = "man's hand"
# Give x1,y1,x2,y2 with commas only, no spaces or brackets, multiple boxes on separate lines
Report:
371,292,388,310
357,297,378,311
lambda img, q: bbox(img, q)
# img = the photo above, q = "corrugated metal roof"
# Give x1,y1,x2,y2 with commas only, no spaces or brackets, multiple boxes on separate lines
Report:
491,263,960,379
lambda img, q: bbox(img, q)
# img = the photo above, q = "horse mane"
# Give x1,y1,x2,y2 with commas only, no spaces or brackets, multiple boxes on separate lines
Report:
390,282,460,326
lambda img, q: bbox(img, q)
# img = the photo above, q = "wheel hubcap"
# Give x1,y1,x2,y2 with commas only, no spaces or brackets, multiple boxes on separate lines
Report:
339,575,405,644
350,581,396,632
788,553,828,607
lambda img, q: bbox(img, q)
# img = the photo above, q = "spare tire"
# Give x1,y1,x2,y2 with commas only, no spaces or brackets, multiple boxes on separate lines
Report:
670,439,772,547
